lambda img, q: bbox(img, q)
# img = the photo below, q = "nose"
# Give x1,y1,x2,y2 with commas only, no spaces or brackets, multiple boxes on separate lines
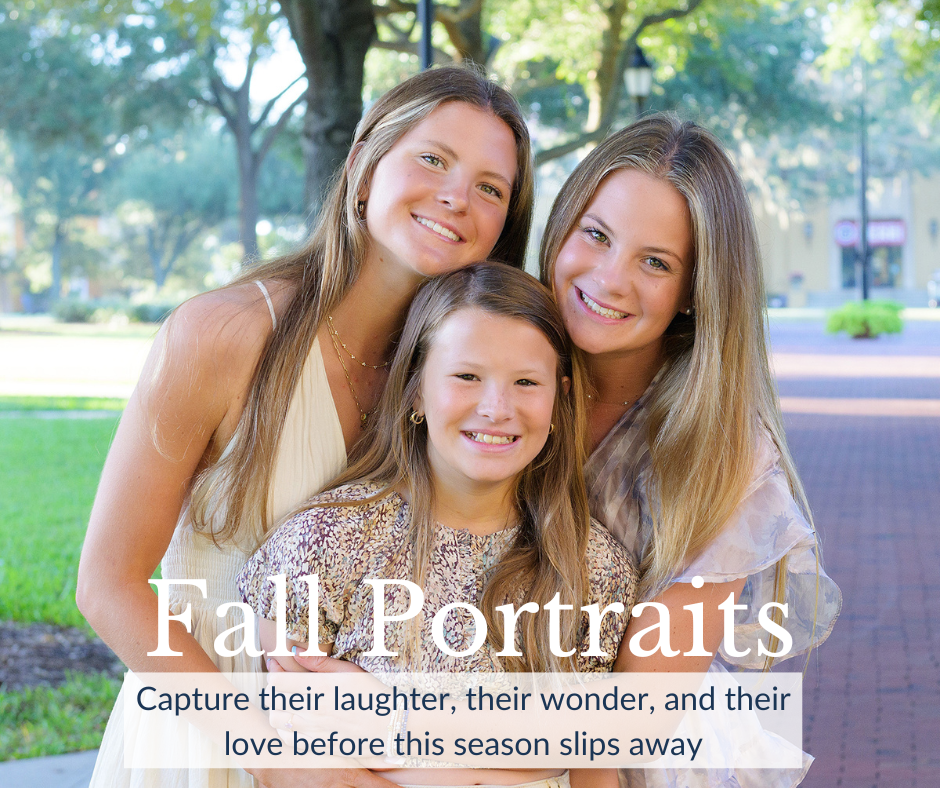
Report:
476,380,513,422
437,171,470,213
591,252,632,298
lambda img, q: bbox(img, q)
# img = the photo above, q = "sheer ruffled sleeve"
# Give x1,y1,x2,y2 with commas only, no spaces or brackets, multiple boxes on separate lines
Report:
673,436,842,668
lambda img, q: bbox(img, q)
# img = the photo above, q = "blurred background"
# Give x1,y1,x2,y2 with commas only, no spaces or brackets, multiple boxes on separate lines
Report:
0,0,938,316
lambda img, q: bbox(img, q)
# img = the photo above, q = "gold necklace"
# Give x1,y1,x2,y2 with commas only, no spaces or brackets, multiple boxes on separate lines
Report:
586,393,633,407
327,325,376,428
326,316,390,369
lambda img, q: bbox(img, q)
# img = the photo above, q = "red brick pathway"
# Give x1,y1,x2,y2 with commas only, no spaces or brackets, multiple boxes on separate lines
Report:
771,320,940,787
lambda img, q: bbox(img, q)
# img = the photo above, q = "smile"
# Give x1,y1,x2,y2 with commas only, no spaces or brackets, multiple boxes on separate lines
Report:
579,289,628,319
414,215,462,242
465,431,518,445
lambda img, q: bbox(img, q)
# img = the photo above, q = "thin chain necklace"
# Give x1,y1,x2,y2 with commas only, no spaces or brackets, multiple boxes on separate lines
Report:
326,324,376,428
586,393,633,407
326,315,390,369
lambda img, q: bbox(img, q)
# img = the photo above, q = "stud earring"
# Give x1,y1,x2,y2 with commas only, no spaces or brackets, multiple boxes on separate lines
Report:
684,306,695,317
409,411,424,425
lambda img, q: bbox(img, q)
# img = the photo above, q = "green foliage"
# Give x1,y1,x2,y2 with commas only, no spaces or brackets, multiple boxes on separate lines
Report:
0,396,127,412
0,672,122,759
51,299,97,323
127,302,175,324
112,126,238,287
826,300,904,338
0,415,118,627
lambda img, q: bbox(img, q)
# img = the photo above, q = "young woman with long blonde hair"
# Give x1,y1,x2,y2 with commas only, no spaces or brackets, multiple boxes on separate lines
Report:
76,66,534,788
541,114,842,787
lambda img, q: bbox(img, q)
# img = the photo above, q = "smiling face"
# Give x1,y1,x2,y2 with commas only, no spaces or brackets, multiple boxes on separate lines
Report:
413,307,559,500
361,102,519,286
552,168,695,367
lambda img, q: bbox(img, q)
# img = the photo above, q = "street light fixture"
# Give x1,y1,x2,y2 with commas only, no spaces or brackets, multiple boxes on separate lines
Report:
624,45,653,115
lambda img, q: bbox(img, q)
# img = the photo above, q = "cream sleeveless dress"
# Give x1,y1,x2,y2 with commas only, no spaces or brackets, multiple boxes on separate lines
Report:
89,303,347,788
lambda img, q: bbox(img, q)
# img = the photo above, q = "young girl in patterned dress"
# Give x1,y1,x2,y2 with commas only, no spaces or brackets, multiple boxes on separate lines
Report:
238,264,637,788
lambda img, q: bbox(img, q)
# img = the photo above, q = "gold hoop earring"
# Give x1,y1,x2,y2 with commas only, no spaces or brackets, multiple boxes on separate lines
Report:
409,411,424,425
549,423,555,434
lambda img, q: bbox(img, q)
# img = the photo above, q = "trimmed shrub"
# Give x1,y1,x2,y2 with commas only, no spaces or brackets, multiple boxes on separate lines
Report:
826,300,904,338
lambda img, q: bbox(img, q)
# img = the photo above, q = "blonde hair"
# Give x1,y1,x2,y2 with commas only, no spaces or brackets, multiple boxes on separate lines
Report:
540,115,812,661
320,264,591,672
187,66,534,549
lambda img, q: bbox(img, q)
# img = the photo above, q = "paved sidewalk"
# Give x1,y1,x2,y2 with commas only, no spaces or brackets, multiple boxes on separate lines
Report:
0,750,97,787
771,319,940,787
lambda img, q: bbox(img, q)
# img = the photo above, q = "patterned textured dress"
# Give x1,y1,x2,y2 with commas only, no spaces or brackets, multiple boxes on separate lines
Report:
238,481,638,674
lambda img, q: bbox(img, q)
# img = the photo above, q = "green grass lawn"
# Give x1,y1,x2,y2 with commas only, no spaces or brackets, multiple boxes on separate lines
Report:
0,410,120,628
0,673,122,760
0,396,127,412
0,399,125,761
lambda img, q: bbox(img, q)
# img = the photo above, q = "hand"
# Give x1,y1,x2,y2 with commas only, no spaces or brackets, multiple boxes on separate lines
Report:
291,652,369,674
264,658,391,755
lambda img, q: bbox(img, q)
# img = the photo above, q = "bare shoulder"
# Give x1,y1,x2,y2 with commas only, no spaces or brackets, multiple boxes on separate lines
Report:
138,280,297,436
164,280,293,365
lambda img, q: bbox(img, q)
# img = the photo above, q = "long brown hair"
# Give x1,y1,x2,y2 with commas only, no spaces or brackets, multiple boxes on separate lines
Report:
540,115,813,661
323,264,591,672
188,66,534,549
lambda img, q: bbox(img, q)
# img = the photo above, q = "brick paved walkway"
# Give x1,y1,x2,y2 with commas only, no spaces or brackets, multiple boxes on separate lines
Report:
770,319,940,787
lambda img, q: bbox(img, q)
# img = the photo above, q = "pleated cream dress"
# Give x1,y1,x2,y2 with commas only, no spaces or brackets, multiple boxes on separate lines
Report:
90,311,347,788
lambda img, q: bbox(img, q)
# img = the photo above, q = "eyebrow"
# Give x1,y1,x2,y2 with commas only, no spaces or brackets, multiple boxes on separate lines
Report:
421,140,514,191
583,213,617,238
583,213,687,265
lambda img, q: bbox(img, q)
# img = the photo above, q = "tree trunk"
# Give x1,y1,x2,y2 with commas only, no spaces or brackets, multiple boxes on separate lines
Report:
281,0,376,221
51,221,65,299
452,0,486,64
146,226,167,289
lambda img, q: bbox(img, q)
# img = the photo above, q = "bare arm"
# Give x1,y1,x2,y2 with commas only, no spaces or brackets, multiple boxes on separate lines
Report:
76,289,267,672
614,577,747,673
76,288,396,788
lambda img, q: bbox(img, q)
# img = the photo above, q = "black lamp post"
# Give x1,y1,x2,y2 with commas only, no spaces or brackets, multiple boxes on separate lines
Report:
624,45,653,115
858,59,871,301
419,0,434,70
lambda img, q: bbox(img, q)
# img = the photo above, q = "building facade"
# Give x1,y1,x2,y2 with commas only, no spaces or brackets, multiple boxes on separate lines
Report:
755,172,940,308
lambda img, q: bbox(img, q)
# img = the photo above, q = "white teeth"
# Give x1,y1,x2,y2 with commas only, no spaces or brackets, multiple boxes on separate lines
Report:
415,216,461,242
580,290,627,319
467,432,517,445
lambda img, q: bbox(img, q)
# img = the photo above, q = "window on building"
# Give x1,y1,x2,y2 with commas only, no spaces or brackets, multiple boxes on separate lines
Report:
871,246,902,288
841,247,857,288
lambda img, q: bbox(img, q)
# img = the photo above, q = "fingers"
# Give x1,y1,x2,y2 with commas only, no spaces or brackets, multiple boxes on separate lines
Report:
265,656,286,673
293,653,363,673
